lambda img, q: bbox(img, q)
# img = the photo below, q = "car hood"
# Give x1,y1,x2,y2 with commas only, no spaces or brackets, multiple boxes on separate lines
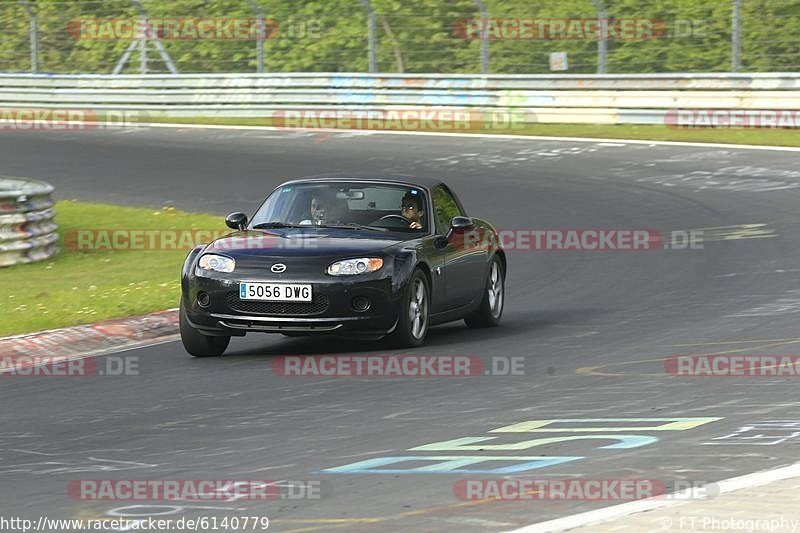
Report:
204,229,406,259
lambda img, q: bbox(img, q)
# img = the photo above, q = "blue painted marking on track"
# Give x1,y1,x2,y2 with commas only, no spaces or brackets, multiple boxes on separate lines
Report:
320,455,583,475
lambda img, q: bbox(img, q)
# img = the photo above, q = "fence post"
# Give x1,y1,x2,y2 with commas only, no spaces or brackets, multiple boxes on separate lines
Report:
359,0,377,73
591,0,607,74
139,25,148,74
112,0,179,74
471,0,489,74
18,1,38,74
247,0,266,73
731,0,741,72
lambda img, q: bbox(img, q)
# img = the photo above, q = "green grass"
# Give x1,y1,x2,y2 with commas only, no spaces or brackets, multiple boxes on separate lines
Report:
0,200,226,337
142,116,800,147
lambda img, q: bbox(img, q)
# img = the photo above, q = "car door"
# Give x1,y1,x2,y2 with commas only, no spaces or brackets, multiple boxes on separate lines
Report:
431,185,487,309
420,234,449,315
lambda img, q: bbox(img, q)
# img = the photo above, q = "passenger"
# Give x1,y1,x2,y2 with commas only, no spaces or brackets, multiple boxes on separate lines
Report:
401,191,425,230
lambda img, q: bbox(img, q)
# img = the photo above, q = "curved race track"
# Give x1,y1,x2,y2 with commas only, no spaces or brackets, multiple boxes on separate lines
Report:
2,126,800,532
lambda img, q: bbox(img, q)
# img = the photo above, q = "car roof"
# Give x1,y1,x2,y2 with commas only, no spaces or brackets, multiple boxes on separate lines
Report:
280,174,445,190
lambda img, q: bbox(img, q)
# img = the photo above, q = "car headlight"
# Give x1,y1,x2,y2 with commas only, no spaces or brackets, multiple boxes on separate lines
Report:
327,257,383,276
198,254,236,273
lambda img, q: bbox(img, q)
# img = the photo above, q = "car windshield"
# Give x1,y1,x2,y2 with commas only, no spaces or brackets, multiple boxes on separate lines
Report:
250,182,430,233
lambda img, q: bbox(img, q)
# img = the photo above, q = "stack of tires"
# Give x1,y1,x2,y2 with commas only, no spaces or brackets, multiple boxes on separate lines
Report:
0,177,59,267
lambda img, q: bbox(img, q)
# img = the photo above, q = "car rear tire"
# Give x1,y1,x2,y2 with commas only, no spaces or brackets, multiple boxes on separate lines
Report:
389,269,429,347
464,256,504,328
180,299,230,357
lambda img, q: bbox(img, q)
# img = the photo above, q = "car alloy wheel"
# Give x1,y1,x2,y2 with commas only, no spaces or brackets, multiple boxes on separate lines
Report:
487,260,503,319
464,256,504,329
409,276,428,340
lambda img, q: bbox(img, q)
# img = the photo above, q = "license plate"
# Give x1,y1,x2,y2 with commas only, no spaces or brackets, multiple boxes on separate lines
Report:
239,282,312,302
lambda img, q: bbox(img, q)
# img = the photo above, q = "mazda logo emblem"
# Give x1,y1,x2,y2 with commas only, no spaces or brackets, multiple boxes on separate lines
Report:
271,263,287,273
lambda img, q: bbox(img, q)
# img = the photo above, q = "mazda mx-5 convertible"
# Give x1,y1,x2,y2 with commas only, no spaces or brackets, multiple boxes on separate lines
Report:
179,176,506,356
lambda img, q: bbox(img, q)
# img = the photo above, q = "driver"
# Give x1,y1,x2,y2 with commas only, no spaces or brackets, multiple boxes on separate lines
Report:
300,191,335,225
401,191,425,230
310,194,328,224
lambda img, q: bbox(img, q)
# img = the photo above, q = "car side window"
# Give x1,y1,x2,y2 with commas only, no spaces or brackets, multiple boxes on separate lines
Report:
432,185,464,234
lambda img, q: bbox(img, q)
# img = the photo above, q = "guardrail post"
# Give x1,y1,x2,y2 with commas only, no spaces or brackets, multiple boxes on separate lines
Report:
731,0,741,72
18,1,38,74
247,0,266,73
359,0,377,73
591,0,607,74
472,0,489,74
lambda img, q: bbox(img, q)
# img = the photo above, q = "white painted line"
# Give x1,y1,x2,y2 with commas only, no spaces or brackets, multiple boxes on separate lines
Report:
136,122,800,152
504,461,800,533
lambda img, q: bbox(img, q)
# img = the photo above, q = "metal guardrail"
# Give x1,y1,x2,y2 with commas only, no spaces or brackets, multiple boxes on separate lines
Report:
0,73,798,124
3,72,800,89
0,178,58,267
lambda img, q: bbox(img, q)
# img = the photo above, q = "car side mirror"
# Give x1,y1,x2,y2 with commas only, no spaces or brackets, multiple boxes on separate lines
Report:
450,216,474,231
439,216,474,245
225,212,248,230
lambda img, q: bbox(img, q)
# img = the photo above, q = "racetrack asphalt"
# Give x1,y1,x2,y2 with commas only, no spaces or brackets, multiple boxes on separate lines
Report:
2,126,800,532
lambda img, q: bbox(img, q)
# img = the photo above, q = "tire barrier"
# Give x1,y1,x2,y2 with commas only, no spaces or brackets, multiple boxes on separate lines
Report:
0,177,58,267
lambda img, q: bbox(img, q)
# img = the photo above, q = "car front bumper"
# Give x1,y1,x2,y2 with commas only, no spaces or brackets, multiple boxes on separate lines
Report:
183,273,402,337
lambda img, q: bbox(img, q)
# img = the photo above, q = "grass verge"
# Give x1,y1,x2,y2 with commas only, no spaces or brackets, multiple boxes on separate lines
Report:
142,117,800,148
0,200,225,337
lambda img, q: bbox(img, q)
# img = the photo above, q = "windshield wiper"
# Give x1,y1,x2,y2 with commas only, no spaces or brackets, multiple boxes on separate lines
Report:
251,222,306,229
317,223,388,232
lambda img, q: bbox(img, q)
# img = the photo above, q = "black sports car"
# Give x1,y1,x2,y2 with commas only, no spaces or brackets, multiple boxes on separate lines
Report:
179,176,506,356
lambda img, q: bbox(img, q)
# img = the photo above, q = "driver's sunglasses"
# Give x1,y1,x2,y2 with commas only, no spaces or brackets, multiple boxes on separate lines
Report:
401,204,418,211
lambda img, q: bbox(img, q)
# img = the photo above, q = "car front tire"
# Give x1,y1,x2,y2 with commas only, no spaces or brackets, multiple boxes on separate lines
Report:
465,256,504,328
389,269,430,347
179,299,230,357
